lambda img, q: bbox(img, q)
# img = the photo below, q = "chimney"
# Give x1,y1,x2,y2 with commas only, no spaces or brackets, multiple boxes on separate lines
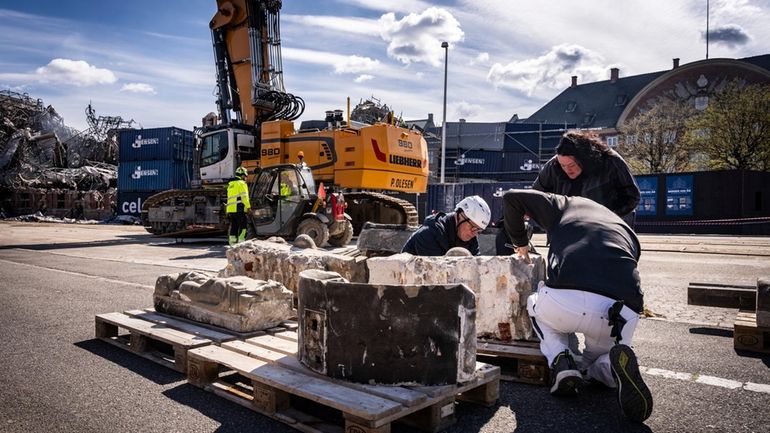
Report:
673,58,680,69
428,113,434,123
610,67,619,83
459,118,466,123
571,75,577,88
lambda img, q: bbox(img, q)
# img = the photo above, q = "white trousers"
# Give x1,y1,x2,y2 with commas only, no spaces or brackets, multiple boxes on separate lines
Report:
527,282,639,387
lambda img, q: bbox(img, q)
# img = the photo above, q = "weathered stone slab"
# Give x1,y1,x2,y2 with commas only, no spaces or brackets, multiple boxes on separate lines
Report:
757,278,770,328
221,239,368,293
297,269,476,386
367,253,545,341
153,271,293,332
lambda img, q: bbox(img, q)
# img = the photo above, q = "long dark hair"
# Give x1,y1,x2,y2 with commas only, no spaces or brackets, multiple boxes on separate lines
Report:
555,131,610,174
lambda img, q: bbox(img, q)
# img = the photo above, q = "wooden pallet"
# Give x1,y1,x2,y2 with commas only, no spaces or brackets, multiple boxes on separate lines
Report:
130,307,299,340
187,332,500,433
95,311,233,373
734,310,770,354
476,339,548,385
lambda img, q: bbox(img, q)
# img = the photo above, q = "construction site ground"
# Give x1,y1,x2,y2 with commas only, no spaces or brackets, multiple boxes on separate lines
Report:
1,221,769,433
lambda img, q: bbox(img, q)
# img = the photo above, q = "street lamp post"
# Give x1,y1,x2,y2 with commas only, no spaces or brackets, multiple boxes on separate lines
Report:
440,41,449,184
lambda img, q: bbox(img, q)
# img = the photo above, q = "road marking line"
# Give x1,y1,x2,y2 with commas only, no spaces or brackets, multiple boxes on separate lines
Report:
744,382,770,393
640,366,770,394
695,375,744,389
0,258,154,289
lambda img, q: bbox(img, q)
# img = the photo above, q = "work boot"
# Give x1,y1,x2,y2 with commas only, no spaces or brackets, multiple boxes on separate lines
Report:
549,350,584,396
610,344,653,422
238,229,247,243
228,235,236,246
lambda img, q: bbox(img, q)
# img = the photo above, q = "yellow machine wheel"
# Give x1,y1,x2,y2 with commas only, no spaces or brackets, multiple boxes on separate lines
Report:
328,220,354,247
297,218,330,247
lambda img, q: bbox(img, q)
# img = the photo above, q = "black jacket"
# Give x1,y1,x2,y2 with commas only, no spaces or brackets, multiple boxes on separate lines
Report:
503,189,643,313
401,212,480,256
533,150,640,217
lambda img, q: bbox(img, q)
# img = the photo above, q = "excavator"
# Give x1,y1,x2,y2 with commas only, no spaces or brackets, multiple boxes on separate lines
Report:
141,0,428,239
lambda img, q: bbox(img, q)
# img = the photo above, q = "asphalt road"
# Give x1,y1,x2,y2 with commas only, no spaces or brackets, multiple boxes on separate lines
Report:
1,222,769,433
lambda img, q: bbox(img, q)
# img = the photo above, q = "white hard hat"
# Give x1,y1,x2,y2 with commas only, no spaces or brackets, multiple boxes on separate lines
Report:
455,195,491,230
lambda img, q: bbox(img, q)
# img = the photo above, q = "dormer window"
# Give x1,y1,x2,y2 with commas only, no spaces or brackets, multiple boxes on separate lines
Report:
582,113,595,126
565,101,577,112
615,94,628,106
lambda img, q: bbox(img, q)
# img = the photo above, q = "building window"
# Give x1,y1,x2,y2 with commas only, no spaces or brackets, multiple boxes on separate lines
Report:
606,136,619,147
565,101,577,113
615,94,628,106
581,113,595,127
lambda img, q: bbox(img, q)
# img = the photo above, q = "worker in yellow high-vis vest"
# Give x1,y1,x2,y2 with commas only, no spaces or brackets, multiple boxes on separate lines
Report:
226,166,251,245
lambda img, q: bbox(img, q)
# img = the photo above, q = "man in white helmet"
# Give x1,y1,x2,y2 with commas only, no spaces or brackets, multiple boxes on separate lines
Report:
401,195,491,256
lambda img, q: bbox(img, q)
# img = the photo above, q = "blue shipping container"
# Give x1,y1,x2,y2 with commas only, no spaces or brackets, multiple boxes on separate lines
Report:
118,127,195,162
118,159,193,192
426,182,533,224
503,122,571,152
455,150,502,178
500,151,544,181
117,191,159,217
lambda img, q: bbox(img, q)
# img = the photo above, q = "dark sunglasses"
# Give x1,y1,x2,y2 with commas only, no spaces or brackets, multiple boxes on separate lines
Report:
459,217,483,233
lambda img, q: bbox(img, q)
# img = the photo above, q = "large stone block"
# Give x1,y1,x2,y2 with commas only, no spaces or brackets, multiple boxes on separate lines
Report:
154,271,294,332
297,269,476,385
221,239,368,293
367,253,545,340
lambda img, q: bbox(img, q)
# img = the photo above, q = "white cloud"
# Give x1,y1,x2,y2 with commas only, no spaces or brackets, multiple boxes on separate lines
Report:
334,55,380,74
487,44,610,95
354,74,375,83
34,58,117,86
379,7,464,67
282,15,380,36
713,0,761,17
470,52,489,65
453,101,482,119
335,0,435,14
120,82,156,94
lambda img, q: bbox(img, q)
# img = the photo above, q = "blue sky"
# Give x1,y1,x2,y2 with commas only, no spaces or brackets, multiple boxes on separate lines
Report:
1,0,768,131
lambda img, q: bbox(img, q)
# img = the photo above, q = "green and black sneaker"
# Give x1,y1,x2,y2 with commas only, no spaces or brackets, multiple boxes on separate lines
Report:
610,344,653,422
549,349,584,396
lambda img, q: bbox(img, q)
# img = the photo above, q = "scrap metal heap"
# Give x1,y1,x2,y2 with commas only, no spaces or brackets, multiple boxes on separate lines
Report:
0,90,133,219
350,96,404,126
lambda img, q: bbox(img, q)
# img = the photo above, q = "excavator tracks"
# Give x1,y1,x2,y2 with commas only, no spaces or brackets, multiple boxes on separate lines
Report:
141,189,418,239
344,192,419,235
141,189,228,237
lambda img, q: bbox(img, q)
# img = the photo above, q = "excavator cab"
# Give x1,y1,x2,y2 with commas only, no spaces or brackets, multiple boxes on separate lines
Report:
247,164,353,247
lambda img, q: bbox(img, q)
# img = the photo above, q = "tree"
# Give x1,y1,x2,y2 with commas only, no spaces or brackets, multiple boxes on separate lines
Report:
618,98,697,174
685,80,770,171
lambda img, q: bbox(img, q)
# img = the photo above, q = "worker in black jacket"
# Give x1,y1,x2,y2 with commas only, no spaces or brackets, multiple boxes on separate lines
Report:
533,130,640,220
402,195,490,256
503,188,652,423
497,130,639,254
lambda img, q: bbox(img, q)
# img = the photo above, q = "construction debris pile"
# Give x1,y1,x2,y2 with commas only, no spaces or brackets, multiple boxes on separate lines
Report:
0,90,133,221
350,97,405,127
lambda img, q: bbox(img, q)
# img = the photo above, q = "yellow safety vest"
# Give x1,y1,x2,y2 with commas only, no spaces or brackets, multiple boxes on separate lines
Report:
226,179,250,213
280,182,291,197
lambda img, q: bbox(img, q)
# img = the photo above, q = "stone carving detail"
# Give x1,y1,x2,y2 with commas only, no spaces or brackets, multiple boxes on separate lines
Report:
367,253,545,340
222,239,367,293
154,271,293,332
